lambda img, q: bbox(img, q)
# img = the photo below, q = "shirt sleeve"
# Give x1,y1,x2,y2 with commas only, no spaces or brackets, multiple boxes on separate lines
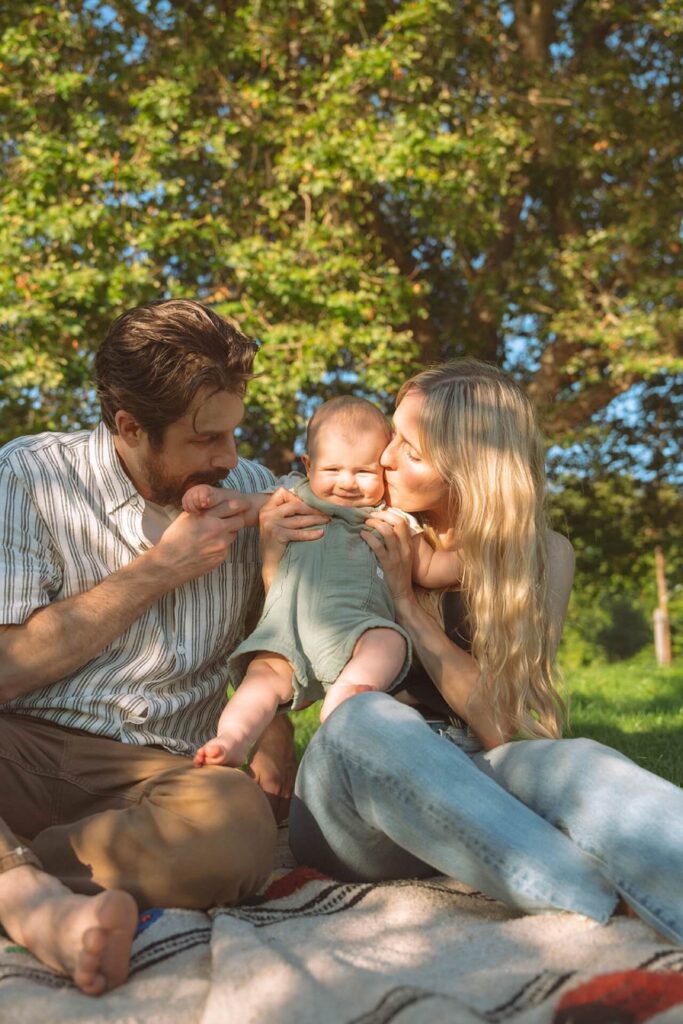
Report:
0,460,63,625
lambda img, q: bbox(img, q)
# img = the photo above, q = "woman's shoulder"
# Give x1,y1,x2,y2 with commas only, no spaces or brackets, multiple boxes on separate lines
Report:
547,530,575,572
545,531,575,658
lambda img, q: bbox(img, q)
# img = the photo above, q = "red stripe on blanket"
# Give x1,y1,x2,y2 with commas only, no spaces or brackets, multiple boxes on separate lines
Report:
263,866,332,901
554,970,683,1023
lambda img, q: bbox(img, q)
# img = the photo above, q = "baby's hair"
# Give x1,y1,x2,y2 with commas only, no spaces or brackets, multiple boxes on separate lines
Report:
306,396,392,459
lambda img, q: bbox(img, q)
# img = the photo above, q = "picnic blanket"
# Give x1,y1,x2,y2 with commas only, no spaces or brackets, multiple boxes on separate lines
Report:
1,828,682,1023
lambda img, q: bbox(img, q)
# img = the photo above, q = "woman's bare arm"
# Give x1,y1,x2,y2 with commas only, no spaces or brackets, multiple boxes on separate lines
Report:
394,596,505,749
363,518,575,750
362,513,504,748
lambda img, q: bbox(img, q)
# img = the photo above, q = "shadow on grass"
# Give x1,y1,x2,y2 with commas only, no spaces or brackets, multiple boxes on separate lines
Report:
570,693,683,719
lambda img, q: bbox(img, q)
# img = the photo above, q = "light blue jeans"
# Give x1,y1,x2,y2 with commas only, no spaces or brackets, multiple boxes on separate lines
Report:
289,692,683,945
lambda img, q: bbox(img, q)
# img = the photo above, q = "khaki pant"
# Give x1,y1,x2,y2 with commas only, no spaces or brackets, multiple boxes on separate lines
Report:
0,714,277,910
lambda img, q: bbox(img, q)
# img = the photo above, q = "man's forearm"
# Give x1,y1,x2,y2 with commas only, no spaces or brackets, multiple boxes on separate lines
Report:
0,550,173,702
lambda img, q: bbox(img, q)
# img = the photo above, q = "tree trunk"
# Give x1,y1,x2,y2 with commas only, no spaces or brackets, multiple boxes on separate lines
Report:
653,545,672,666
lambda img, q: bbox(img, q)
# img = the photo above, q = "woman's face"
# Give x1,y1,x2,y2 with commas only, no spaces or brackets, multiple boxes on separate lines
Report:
381,391,450,519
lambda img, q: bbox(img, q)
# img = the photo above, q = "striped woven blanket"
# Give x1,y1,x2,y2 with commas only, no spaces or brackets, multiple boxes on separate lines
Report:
1,828,681,1023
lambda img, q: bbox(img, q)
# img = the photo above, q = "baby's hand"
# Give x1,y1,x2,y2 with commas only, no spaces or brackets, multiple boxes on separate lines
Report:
182,484,222,515
193,733,250,768
183,485,265,527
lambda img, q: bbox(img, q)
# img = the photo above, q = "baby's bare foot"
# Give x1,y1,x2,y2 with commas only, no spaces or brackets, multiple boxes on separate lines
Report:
195,734,249,767
1,868,137,996
194,739,230,766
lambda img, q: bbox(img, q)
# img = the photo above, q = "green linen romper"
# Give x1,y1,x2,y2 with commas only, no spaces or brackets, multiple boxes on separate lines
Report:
227,479,413,709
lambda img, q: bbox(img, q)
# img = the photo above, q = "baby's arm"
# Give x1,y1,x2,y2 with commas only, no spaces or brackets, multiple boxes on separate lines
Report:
410,534,463,589
194,654,294,767
182,483,268,527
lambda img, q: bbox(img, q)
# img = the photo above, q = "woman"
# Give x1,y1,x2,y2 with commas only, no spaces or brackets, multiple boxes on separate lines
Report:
285,359,683,945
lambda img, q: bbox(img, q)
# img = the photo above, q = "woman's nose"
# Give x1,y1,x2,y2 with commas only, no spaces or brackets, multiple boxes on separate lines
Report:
380,436,398,469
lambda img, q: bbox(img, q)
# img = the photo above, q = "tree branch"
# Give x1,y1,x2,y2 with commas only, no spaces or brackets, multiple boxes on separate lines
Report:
541,377,636,434
528,337,638,432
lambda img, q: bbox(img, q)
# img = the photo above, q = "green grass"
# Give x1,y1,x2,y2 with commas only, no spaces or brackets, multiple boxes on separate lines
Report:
292,702,323,762
292,654,683,786
562,654,683,786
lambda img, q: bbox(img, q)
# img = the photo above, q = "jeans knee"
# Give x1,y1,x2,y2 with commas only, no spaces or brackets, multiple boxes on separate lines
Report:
570,737,600,754
319,689,396,744
567,736,619,770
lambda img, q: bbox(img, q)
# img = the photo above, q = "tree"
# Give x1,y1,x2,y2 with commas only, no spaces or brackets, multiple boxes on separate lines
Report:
548,429,683,663
1,0,681,474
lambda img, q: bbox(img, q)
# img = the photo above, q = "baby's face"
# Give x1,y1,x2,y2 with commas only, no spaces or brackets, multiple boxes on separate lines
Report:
305,426,387,506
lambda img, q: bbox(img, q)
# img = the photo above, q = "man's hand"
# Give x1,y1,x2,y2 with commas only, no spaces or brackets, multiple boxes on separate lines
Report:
259,488,327,590
246,714,297,824
147,505,249,588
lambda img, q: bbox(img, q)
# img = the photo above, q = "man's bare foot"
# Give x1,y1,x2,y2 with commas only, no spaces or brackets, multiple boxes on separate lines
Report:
0,866,138,996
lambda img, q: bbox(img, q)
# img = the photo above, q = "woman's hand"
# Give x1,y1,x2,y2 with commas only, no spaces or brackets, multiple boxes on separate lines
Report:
259,488,327,591
361,510,416,611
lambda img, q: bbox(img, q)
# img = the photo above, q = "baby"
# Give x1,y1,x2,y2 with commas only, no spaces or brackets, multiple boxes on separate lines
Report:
184,396,460,768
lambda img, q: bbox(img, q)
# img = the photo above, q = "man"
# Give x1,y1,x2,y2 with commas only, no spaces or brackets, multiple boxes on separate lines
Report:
0,299,324,995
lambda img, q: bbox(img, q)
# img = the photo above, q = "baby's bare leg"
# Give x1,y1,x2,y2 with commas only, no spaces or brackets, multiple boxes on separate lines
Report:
320,628,407,723
195,654,294,767
0,865,137,996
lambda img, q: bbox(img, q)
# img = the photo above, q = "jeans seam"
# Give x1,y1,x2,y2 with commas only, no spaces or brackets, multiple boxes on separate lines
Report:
550,821,676,934
613,878,681,936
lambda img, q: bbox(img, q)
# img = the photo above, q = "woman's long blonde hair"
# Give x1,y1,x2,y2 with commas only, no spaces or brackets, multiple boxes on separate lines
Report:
397,359,565,740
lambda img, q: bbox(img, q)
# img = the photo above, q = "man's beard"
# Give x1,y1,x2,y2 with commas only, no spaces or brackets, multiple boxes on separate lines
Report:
142,452,228,507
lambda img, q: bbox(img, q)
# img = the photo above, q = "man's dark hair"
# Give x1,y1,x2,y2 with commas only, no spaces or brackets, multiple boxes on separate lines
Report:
95,299,258,447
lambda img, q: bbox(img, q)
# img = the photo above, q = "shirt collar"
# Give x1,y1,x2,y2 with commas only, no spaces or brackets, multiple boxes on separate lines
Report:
88,423,140,514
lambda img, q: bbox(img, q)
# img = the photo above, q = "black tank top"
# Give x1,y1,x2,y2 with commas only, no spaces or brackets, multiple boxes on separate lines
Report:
398,590,471,723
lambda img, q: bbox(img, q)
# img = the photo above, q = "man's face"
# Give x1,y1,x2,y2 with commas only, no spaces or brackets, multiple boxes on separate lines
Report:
135,389,245,506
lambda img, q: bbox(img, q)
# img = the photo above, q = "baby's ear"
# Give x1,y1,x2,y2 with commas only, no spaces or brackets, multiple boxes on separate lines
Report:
301,454,311,475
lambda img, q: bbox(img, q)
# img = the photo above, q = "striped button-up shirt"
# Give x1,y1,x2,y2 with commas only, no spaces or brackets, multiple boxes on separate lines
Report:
0,423,274,756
